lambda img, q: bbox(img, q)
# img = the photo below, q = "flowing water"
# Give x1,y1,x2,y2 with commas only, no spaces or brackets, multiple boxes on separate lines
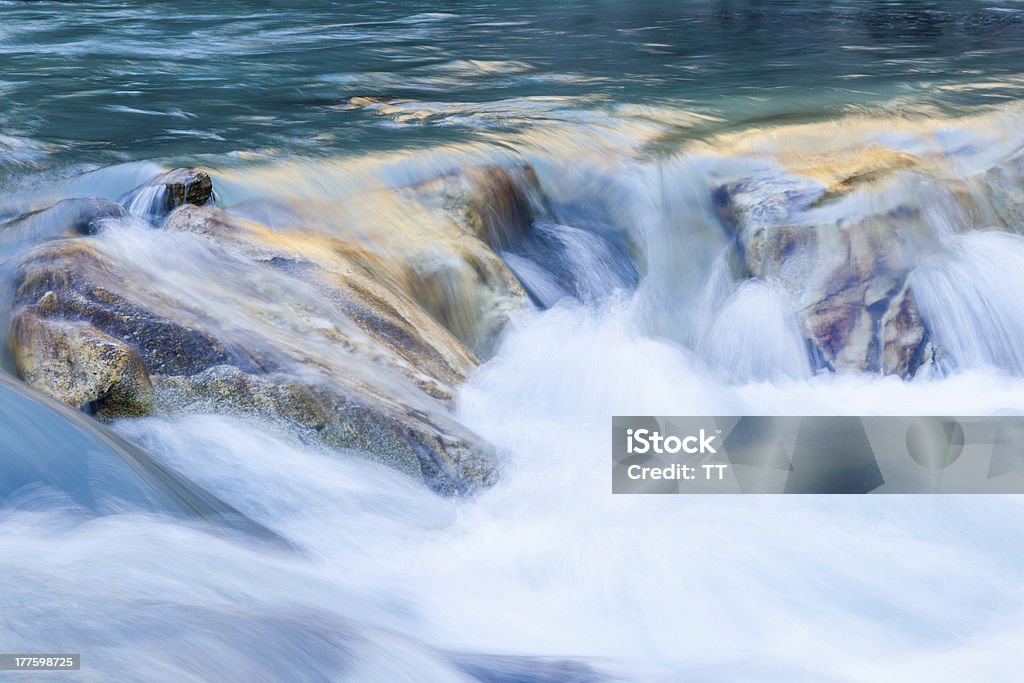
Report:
4,1,1024,681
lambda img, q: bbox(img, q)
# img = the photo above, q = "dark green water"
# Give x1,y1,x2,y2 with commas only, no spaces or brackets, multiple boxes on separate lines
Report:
4,0,1024,168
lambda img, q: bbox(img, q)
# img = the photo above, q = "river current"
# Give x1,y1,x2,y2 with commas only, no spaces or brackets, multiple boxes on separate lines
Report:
3,2,1024,681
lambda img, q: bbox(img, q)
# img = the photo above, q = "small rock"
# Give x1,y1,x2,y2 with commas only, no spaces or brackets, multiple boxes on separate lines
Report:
123,167,214,218
159,168,214,210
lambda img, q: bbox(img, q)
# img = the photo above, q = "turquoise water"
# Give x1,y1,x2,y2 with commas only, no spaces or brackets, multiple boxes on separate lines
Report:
4,0,1024,167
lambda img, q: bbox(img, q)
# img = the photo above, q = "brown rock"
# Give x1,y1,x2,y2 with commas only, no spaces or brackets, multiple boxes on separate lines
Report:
9,210,496,493
10,293,154,417
156,168,214,210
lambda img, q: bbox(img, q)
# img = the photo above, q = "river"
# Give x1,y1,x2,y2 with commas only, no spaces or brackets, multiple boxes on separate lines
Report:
3,2,1024,681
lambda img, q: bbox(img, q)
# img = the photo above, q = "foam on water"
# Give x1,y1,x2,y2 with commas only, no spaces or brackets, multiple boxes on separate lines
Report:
699,280,812,383
6,102,1024,680
6,287,1024,680
912,230,1024,374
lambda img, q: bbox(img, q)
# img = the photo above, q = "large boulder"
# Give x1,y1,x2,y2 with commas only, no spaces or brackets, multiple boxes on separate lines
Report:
713,163,943,377
8,201,498,493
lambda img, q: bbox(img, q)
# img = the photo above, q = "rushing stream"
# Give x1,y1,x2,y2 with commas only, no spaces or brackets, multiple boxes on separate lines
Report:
4,2,1024,681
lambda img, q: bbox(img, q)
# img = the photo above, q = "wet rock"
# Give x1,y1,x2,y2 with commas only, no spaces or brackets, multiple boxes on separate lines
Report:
716,166,937,376
162,203,226,235
412,164,546,250
123,167,214,218
459,165,543,249
159,168,214,209
203,163,539,359
9,210,496,493
14,239,251,377
49,198,128,235
1,198,127,243
10,292,154,417
982,149,1024,232
809,152,919,209
153,365,495,494
163,204,478,390
699,107,1024,376
402,164,546,352
404,238,528,358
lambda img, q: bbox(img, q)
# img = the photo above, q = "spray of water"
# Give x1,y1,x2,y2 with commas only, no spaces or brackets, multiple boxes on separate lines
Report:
5,106,1024,680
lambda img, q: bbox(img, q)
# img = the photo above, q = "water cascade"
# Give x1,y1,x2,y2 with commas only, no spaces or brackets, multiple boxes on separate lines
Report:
4,2,1024,680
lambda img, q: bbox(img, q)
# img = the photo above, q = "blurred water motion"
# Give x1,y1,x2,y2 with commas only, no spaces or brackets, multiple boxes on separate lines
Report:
3,1,1024,682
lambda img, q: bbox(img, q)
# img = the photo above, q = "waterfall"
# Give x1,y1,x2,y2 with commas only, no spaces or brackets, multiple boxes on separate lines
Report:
912,230,1024,374
698,280,813,383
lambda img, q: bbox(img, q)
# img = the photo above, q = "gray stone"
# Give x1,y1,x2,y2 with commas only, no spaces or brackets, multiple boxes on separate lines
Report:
10,291,155,417
153,365,496,495
715,168,935,376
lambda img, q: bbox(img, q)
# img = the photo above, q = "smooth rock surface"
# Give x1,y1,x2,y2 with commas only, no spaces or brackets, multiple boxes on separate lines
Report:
0,372,283,545
9,201,500,493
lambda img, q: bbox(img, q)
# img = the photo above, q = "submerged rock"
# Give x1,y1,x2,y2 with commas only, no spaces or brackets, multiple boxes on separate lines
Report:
0,198,127,244
0,372,284,545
